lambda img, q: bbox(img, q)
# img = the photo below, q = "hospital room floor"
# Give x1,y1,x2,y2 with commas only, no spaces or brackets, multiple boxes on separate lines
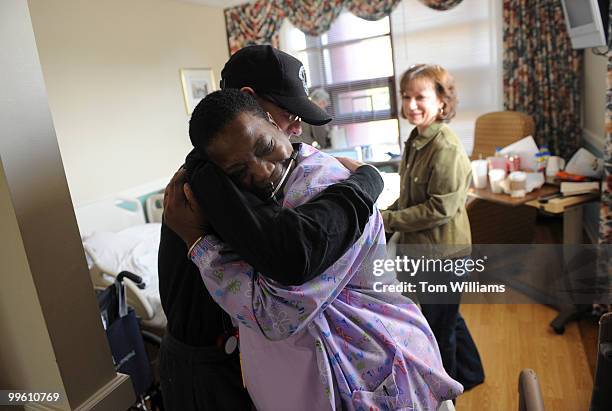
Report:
456,302,594,410
456,215,598,410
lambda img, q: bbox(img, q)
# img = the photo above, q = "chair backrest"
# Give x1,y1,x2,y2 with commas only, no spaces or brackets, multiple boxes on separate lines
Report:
471,111,535,160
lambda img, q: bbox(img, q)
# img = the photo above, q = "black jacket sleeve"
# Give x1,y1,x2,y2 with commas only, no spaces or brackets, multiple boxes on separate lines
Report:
189,163,383,286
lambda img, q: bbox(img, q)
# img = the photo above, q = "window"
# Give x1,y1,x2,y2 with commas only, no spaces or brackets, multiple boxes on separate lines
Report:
280,11,400,161
391,0,502,155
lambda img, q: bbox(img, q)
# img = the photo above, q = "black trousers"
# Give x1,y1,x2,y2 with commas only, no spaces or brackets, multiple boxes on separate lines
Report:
414,266,485,391
420,304,485,390
159,332,252,411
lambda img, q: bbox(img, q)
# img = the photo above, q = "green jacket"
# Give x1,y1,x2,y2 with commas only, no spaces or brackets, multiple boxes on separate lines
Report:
381,122,472,257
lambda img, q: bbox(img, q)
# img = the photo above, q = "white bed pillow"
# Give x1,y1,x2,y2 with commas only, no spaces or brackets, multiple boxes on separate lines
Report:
82,223,162,290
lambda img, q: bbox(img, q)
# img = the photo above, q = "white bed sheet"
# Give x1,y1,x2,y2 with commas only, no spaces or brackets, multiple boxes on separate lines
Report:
83,223,162,315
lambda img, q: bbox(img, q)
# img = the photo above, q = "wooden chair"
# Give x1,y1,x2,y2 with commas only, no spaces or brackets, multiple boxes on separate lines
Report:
471,111,535,161
467,111,538,244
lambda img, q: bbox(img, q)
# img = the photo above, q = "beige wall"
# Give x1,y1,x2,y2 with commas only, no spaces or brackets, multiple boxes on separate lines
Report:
1,1,134,408
28,0,229,206
582,50,607,143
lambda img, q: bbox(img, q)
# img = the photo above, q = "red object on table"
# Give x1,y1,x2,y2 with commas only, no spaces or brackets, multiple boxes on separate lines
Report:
507,155,521,172
555,171,588,182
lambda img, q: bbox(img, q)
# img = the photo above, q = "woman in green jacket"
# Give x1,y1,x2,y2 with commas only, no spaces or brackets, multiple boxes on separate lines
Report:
381,64,484,390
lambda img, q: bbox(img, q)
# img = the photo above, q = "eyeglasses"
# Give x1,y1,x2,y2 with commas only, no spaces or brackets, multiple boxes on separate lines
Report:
260,94,301,123
286,112,301,123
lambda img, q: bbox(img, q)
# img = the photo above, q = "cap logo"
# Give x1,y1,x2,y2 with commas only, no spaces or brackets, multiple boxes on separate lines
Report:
298,66,308,95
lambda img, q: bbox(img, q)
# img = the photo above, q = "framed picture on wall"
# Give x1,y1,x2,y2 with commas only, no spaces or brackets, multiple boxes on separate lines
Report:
180,68,216,114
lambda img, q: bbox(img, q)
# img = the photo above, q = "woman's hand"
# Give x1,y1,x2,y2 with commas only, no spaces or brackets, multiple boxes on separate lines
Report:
336,156,365,172
163,168,210,247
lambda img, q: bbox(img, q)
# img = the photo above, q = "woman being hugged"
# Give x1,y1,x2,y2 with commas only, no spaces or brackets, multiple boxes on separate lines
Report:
381,64,485,390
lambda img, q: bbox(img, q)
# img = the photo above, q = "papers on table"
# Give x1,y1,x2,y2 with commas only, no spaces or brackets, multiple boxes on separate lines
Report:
560,181,600,196
498,135,539,171
498,172,545,195
565,148,604,178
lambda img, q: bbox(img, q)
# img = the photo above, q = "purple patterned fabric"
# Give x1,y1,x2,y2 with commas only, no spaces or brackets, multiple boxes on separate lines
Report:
190,145,462,410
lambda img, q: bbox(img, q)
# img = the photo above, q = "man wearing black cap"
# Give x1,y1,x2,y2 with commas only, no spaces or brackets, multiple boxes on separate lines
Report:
158,45,384,410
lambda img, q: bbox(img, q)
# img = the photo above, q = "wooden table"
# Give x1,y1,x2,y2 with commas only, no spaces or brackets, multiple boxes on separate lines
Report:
469,184,601,334
468,184,559,207
468,183,600,244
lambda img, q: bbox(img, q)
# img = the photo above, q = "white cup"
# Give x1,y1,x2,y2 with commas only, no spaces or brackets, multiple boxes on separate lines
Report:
471,160,488,189
545,156,565,182
488,169,506,194
509,171,527,197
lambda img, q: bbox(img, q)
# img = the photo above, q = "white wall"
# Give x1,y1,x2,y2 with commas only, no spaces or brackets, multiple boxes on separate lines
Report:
581,50,607,243
390,0,502,155
582,50,607,148
28,0,229,206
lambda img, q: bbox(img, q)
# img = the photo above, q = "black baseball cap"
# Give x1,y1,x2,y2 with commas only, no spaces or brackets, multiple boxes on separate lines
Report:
220,45,332,126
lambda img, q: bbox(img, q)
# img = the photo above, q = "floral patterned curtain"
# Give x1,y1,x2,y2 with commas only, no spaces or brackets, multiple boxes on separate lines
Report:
599,2,612,245
346,0,402,21
593,43,611,313
417,0,463,11
592,3,612,315
503,0,582,158
281,0,345,36
224,0,454,55
224,0,285,55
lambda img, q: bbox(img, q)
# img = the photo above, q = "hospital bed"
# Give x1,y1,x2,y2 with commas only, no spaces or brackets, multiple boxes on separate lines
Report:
75,196,166,335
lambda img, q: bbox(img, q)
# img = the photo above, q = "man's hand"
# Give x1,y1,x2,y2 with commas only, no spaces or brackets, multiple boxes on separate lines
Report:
336,156,365,173
163,168,209,247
